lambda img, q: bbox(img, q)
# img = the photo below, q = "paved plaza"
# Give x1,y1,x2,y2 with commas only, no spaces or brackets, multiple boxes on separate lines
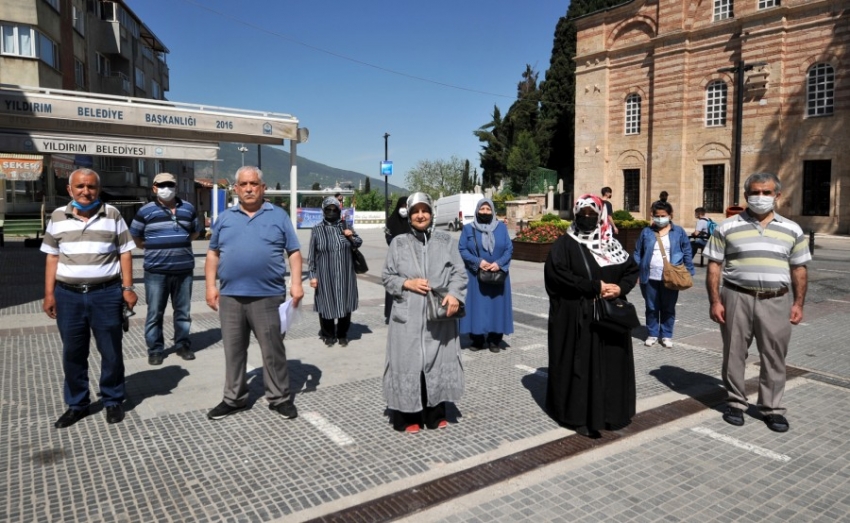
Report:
2,227,850,522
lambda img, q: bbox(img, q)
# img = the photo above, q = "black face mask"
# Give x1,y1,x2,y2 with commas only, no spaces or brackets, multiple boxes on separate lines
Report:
323,209,340,222
476,212,493,224
574,216,598,233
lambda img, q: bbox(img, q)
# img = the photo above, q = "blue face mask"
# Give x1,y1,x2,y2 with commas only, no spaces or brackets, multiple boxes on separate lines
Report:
71,199,101,212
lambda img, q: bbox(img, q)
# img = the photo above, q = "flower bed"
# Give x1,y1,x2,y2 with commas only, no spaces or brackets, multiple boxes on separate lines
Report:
512,223,565,263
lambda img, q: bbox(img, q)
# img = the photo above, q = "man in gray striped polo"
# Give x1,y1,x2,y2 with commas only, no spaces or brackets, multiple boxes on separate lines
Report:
41,168,138,428
704,172,810,433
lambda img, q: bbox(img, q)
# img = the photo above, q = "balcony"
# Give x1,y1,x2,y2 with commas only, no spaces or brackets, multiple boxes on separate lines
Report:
100,72,132,95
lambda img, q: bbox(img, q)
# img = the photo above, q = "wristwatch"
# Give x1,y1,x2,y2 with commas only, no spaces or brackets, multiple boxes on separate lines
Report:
122,285,136,292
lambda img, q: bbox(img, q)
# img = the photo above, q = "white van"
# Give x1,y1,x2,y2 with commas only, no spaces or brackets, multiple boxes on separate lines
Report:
433,193,485,231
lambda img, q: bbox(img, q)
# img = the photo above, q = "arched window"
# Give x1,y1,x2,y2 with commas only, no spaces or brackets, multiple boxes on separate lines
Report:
807,63,835,117
625,94,641,135
705,80,727,127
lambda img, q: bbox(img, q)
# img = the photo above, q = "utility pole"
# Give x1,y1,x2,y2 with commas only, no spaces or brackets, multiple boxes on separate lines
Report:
718,60,767,206
237,144,248,167
383,133,390,217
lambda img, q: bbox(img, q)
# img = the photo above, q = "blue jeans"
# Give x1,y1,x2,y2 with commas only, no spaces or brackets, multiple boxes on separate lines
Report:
640,279,679,339
144,271,193,355
55,282,125,408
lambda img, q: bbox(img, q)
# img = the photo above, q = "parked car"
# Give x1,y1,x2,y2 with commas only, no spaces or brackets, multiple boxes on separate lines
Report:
433,193,484,231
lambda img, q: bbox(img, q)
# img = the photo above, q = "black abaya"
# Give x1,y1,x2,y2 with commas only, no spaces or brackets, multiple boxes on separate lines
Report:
544,234,639,431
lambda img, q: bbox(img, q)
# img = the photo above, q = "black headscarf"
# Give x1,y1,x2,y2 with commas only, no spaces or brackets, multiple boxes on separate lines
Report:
385,196,409,238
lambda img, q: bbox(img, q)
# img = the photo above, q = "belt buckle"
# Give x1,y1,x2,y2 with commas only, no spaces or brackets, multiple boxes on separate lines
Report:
79,283,92,294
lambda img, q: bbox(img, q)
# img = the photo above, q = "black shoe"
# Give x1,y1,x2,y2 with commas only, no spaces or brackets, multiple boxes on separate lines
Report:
575,426,601,438
175,347,195,361
54,407,88,428
763,414,789,433
722,406,745,426
207,401,247,420
148,353,164,366
323,337,336,347
468,344,484,352
105,405,124,424
488,342,501,353
270,401,298,419
338,337,349,347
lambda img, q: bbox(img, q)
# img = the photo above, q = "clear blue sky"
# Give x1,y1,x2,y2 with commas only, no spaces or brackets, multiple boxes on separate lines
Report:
127,0,569,188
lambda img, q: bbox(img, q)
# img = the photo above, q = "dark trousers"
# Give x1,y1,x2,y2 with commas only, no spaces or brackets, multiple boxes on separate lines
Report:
319,313,351,339
55,283,125,408
470,332,504,347
393,373,447,430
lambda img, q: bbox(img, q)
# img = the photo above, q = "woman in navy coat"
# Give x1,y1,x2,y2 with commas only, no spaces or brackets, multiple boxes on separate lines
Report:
458,199,514,352
632,200,695,348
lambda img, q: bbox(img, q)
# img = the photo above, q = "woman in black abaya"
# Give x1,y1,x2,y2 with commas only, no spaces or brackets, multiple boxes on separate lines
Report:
544,194,639,438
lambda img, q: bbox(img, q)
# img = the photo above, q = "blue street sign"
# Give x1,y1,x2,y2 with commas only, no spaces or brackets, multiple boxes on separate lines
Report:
380,160,393,176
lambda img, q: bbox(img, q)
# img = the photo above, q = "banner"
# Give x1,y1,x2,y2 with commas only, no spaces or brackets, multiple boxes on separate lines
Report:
297,208,354,229
0,154,43,180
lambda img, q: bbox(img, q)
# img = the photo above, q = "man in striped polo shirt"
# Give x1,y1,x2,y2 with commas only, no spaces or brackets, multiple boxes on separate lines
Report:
130,172,202,366
41,168,138,428
704,172,810,433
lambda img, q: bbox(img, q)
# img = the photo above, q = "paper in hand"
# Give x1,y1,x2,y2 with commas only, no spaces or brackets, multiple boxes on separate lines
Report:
278,298,300,334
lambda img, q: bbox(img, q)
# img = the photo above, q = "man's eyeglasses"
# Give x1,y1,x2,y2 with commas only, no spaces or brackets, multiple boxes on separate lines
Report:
155,182,176,188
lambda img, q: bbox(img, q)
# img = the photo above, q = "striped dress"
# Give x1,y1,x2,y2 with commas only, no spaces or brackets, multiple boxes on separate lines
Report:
308,221,362,319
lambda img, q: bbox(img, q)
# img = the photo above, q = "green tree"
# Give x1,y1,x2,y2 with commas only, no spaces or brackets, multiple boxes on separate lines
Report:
506,131,541,192
474,105,508,188
364,177,371,193
460,159,471,192
353,188,384,211
406,156,466,200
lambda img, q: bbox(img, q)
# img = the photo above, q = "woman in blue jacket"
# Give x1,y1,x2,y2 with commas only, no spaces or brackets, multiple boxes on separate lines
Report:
632,200,695,348
458,199,514,352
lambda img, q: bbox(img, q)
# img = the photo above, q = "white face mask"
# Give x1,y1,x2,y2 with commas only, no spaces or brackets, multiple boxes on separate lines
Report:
747,195,775,214
399,207,408,218
157,187,176,201
652,216,670,227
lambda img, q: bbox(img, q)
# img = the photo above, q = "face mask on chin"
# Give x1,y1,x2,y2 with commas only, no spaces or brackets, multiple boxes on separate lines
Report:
71,199,101,212
747,195,775,214
157,187,176,201
398,208,408,218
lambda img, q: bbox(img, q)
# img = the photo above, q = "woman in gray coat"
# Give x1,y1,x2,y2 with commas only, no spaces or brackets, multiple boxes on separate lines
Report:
382,192,467,433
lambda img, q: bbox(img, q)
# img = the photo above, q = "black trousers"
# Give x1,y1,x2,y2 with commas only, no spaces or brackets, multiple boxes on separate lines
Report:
470,332,504,347
319,313,351,339
393,372,446,430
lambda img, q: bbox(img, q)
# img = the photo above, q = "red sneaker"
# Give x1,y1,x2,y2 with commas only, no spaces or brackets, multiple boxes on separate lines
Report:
436,420,448,429
405,424,420,434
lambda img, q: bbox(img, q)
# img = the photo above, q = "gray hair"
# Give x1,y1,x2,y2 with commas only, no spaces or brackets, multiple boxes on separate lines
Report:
69,168,101,186
744,172,781,194
235,165,263,183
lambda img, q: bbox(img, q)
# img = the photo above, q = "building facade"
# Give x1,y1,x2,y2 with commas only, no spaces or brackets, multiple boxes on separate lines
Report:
573,0,848,232
0,0,192,218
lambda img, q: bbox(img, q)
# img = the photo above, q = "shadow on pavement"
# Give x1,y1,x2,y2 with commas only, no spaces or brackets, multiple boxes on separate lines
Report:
185,328,221,353
246,359,323,401
649,365,725,407
124,365,191,411
521,368,548,414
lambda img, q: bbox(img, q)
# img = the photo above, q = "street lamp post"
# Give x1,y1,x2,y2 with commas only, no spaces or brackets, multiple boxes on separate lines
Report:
718,60,767,206
237,144,248,167
383,133,390,217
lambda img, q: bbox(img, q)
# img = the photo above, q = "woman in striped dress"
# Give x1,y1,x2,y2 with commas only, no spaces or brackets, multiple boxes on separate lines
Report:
308,197,362,347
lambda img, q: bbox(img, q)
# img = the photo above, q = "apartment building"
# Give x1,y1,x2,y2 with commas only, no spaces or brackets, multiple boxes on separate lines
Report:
573,0,848,233
0,0,192,218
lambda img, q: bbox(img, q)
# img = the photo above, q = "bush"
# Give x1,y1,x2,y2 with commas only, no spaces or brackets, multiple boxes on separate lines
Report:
614,219,650,229
529,219,570,232
612,210,635,221
540,213,560,222
515,223,565,243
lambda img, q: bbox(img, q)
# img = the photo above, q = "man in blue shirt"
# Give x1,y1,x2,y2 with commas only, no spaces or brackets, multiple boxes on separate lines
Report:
204,166,304,420
130,172,202,366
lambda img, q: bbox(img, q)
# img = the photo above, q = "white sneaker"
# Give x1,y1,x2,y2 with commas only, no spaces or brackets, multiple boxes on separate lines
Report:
645,337,658,346
661,338,673,348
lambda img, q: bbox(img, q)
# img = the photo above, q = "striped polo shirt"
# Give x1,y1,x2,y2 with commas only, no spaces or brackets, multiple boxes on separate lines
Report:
703,210,811,290
129,199,201,274
40,203,136,285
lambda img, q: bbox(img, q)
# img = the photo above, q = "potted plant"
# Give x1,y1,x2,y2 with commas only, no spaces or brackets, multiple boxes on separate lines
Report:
512,216,568,262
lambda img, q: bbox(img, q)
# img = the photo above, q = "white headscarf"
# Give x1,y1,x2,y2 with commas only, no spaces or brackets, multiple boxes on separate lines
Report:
567,194,629,267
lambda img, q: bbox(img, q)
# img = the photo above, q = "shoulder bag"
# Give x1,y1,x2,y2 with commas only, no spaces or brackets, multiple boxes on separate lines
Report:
345,227,368,274
577,244,640,333
471,231,506,286
653,231,692,291
407,238,465,321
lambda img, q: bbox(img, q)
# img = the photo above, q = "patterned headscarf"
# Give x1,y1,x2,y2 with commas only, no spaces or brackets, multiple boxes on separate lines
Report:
322,196,342,226
471,198,498,254
567,194,629,267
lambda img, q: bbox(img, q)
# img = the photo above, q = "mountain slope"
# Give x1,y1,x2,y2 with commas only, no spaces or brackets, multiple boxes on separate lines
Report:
194,142,407,194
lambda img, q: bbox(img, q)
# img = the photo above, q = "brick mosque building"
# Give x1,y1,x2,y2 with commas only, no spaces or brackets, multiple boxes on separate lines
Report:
572,0,848,233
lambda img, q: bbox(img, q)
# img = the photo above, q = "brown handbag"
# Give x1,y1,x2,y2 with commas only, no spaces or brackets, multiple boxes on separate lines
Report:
654,231,693,291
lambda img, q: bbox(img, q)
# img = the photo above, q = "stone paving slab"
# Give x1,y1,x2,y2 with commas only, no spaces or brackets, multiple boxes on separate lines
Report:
2,230,850,522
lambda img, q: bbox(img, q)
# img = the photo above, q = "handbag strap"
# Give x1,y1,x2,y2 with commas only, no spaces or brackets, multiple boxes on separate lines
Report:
406,237,425,279
576,243,594,282
653,231,670,263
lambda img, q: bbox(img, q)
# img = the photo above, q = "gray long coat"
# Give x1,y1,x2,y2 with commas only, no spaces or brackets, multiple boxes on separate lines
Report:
382,231,468,413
